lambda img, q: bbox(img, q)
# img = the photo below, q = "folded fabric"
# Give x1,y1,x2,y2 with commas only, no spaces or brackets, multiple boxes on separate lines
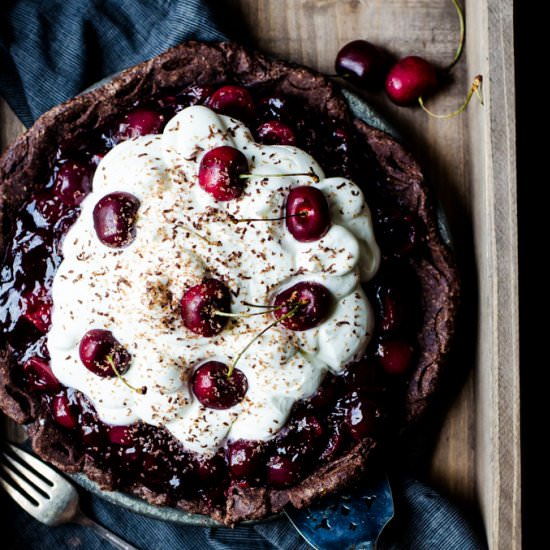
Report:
0,0,228,126
0,1,485,548
2,475,485,549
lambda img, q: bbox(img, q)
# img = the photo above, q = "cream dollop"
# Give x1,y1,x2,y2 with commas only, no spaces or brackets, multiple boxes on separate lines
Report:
47,106,380,455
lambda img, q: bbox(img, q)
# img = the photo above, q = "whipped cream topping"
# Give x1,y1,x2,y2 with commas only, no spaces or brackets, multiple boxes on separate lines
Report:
48,105,380,455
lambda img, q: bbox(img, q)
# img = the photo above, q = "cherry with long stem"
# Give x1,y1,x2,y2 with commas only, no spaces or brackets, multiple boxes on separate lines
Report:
227,184,330,243
239,170,319,183
230,213,305,224
213,305,282,319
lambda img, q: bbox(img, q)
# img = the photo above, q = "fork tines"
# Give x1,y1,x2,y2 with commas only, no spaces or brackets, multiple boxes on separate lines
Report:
0,444,55,513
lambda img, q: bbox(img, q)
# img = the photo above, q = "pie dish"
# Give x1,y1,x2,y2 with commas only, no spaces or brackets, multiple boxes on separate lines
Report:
0,41,459,524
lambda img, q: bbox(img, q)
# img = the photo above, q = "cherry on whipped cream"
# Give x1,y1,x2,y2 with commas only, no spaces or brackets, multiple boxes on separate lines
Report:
79,329,131,378
273,281,331,331
181,279,231,337
285,185,331,242
192,361,248,410
93,192,140,248
198,146,248,201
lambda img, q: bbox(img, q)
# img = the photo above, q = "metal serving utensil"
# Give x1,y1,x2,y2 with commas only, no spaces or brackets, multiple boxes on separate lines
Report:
0,443,138,550
285,474,394,550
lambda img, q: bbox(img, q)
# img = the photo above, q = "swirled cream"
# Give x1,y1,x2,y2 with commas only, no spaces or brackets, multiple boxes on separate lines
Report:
47,106,380,455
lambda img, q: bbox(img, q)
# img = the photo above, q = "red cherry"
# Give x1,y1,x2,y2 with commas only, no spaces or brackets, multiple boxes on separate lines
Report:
376,339,414,374
256,121,296,146
342,359,379,391
226,440,264,480
79,329,131,378
273,281,331,331
374,204,421,256
265,415,321,488
385,56,438,106
375,284,405,333
93,192,140,248
198,146,248,201
53,161,93,206
23,357,60,392
191,361,248,410
308,377,338,410
30,191,69,227
108,425,135,445
335,40,387,89
343,391,380,440
21,286,52,333
115,108,165,140
285,186,330,242
207,85,255,121
319,426,344,463
266,454,302,488
257,95,296,123
195,454,227,486
181,279,231,337
157,85,214,113
52,392,78,429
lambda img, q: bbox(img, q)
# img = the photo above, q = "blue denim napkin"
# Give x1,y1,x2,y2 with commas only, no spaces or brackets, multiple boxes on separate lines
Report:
0,1,486,548
1,474,484,550
0,0,228,126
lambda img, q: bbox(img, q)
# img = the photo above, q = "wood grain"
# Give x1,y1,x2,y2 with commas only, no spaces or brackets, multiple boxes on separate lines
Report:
0,0,519,547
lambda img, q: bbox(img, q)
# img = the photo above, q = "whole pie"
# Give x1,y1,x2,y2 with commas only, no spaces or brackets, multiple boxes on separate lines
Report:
0,42,459,524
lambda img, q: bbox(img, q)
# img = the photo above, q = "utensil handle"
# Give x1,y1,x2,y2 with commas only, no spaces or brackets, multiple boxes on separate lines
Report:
74,511,139,550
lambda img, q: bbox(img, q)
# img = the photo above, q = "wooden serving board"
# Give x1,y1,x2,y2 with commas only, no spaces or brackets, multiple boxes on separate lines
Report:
0,0,519,547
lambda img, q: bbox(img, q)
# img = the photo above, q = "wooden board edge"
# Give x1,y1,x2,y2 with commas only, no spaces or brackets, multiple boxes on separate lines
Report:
468,1,521,548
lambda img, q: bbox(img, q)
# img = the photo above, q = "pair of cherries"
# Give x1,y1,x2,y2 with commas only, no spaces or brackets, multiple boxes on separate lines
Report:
334,1,481,116
335,40,439,106
181,278,331,410
91,149,331,248
198,144,330,242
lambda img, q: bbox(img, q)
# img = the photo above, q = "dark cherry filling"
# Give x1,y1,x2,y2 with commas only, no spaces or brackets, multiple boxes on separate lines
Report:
0,82,423,510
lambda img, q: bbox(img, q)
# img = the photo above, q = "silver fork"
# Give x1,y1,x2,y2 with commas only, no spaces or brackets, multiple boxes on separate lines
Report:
0,444,138,550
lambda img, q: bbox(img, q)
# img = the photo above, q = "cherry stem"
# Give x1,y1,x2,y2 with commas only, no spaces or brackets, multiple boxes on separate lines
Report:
231,212,306,224
446,0,465,71
180,224,216,245
242,301,279,309
227,302,305,378
106,355,147,395
213,306,281,319
239,171,320,183
418,75,483,119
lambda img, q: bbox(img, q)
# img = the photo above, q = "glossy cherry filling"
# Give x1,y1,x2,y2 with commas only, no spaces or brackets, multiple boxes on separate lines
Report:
0,82,422,511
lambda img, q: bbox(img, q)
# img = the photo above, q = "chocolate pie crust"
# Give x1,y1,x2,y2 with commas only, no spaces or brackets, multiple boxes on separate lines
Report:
0,41,459,524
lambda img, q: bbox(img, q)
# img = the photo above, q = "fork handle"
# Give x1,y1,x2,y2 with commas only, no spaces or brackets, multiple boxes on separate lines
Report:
73,510,140,550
